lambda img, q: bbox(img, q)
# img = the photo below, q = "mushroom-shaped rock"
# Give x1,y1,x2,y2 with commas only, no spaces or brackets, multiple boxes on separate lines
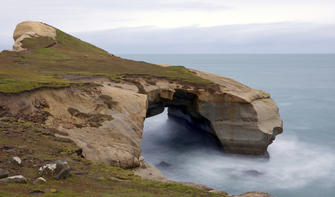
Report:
12,21,56,51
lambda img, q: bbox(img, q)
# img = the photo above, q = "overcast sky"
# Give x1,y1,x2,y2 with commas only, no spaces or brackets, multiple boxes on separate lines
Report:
1,0,335,53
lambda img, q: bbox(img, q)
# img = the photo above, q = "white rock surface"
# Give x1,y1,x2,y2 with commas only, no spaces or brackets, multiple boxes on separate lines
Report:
33,177,47,184
39,160,71,179
39,163,57,173
12,21,56,51
13,21,56,40
0,175,27,183
11,156,22,166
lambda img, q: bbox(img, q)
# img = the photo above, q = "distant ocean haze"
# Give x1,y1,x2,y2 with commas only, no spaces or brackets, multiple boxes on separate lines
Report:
126,54,335,197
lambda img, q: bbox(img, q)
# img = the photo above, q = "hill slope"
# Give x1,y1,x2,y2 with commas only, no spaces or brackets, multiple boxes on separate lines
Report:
0,21,210,93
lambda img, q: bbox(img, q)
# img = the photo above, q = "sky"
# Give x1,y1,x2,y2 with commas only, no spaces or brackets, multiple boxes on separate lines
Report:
1,0,335,53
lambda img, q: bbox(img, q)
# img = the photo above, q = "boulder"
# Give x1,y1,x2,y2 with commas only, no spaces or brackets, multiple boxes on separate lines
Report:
133,158,168,182
13,21,56,40
0,168,9,179
12,21,56,51
33,177,47,184
10,156,22,166
39,160,71,180
0,175,27,183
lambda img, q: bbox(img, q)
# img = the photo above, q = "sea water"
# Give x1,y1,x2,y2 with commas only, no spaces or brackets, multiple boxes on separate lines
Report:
120,54,335,197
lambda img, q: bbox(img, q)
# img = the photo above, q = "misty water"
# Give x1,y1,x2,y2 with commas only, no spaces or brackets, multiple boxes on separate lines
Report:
121,54,335,197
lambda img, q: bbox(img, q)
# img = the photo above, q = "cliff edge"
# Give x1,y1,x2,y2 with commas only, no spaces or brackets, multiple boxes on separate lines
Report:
0,21,283,168
0,21,281,196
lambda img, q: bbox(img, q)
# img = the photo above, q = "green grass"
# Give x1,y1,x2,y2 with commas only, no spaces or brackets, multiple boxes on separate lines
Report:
21,36,55,50
0,70,72,93
0,25,212,93
0,117,226,197
0,24,222,196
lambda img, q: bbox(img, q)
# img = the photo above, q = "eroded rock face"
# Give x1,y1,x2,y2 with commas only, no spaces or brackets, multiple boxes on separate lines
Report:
0,84,146,169
0,69,282,168
12,21,56,51
191,70,283,155
1,21,282,168
140,71,283,155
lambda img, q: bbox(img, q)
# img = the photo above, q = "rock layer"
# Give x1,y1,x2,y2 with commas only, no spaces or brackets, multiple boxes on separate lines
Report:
0,73,282,168
0,22,283,169
191,69,283,154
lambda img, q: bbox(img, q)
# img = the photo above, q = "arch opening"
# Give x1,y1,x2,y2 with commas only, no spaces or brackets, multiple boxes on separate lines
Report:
145,89,222,148
141,89,225,182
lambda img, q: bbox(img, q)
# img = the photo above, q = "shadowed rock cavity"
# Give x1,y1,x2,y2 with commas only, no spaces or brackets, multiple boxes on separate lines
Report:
147,89,215,135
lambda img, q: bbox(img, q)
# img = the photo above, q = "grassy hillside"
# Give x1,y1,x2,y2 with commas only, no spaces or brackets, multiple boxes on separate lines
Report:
0,117,225,197
0,28,211,93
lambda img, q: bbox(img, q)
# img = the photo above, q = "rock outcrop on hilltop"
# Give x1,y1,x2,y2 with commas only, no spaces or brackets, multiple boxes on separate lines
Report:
12,21,56,51
0,21,283,169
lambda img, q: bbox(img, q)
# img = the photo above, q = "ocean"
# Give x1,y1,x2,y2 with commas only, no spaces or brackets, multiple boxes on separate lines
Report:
120,54,335,197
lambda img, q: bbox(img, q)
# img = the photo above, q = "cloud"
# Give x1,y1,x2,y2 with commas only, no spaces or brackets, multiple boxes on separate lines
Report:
72,23,335,53
0,0,334,35
0,1,334,52
1,22,334,53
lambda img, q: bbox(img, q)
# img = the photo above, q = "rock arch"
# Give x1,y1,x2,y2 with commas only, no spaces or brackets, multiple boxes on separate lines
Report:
144,81,282,156
0,72,282,169
0,20,282,170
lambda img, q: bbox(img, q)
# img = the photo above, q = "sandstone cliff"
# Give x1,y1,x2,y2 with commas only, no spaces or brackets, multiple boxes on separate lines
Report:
0,21,283,169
